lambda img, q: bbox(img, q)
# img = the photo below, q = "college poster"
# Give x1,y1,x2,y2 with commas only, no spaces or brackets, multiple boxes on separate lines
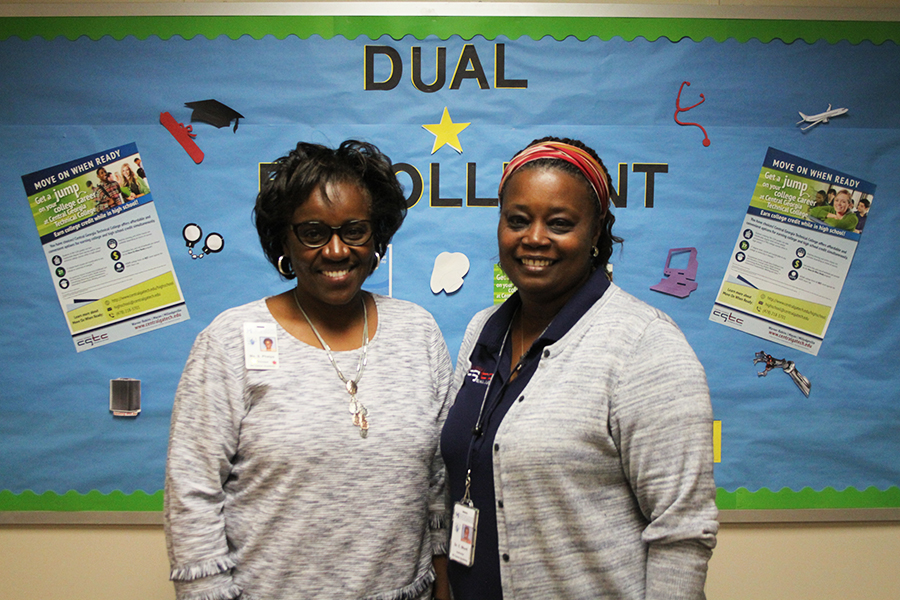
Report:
21,143,188,351
711,148,875,356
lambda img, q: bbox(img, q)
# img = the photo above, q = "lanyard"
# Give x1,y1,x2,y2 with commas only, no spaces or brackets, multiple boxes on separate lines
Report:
459,315,530,506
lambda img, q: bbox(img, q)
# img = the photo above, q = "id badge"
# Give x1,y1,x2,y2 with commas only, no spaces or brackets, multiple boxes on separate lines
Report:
243,323,279,370
449,502,479,567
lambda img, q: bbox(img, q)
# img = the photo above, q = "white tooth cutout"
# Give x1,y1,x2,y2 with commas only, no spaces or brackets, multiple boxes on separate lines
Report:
430,252,470,294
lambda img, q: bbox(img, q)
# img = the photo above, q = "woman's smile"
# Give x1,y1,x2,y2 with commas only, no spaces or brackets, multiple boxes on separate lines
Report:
321,267,352,278
519,257,555,268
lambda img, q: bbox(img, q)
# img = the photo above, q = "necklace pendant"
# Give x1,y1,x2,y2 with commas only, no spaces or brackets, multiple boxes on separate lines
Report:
359,412,369,437
351,400,369,436
346,380,357,395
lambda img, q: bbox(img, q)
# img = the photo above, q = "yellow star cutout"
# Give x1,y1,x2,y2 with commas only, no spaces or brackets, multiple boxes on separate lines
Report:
422,107,470,154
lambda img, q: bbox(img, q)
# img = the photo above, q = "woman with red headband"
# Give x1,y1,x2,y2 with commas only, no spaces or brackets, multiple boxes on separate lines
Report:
441,137,718,599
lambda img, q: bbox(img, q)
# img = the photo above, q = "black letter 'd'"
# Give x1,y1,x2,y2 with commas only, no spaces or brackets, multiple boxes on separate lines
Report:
365,46,402,91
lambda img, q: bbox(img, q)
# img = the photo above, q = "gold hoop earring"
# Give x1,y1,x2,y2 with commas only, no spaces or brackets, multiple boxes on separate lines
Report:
591,246,600,258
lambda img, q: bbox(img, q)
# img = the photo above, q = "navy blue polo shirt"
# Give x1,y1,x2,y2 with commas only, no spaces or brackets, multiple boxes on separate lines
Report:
441,269,610,599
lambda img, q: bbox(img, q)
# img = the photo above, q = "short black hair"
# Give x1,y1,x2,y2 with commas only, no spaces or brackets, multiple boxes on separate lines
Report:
499,136,623,272
254,140,407,279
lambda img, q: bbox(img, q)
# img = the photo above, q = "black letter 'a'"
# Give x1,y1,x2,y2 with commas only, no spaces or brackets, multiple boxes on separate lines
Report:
365,46,402,91
412,47,446,93
450,44,490,90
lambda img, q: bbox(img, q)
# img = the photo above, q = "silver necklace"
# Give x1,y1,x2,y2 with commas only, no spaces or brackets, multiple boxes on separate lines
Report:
293,290,370,438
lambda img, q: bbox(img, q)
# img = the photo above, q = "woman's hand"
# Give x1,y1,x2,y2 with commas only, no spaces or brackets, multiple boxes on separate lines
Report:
432,555,451,600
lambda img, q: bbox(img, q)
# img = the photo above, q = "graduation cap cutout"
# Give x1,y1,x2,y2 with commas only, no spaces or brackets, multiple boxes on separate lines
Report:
184,99,244,132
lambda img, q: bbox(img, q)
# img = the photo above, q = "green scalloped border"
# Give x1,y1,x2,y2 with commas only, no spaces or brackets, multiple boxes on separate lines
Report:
0,490,163,512
0,15,898,43
716,486,900,510
2,487,898,512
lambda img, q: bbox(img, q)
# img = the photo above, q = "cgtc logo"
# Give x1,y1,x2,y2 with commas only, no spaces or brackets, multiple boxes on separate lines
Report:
712,309,744,326
77,332,110,347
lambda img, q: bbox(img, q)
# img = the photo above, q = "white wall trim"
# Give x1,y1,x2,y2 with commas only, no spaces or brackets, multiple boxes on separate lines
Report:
1,2,899,21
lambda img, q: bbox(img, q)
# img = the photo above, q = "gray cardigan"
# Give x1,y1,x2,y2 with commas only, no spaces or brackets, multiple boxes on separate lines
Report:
449,283,718,599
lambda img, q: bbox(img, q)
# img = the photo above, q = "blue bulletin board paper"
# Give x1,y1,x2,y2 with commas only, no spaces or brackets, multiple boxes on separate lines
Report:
1,16,898,514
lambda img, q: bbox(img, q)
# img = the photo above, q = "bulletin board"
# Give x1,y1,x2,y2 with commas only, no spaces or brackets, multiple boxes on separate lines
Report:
1,7,899,524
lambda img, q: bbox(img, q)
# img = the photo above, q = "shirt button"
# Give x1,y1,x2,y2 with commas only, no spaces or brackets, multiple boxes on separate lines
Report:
498,500,504,508
517,396,524,402
494,443,500,452
543,349,550,358
502,553,510,562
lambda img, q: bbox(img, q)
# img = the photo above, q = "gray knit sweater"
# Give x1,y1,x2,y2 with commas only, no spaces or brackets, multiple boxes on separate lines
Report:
164,295,452,600
449,283,719,599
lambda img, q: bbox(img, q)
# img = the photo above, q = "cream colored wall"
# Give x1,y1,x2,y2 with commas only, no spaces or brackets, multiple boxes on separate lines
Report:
1,2,898,599
0,526,174,599
708,522,900,599
1,522,899,599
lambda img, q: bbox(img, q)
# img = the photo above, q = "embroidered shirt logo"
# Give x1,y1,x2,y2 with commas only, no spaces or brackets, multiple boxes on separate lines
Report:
466,367,493,385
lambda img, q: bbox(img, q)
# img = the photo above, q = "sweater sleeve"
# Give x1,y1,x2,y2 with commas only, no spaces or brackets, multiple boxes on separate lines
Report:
809,205,829,220
832,212,858,231
609,316,718,600
427,317,454,555
809,206,859,230
164,327,245,600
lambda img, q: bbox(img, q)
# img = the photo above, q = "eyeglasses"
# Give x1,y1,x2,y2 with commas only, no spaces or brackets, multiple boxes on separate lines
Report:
291,220,373,249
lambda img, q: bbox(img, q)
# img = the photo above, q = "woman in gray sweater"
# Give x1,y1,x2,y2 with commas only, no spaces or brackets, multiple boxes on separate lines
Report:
165,140,452,600
441,137,718,599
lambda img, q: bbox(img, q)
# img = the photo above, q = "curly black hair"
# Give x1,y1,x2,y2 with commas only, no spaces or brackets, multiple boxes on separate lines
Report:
499,136,623,272
254,140,407,279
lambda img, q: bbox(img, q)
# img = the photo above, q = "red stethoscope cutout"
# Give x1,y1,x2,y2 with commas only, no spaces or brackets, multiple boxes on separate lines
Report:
675,81,710,147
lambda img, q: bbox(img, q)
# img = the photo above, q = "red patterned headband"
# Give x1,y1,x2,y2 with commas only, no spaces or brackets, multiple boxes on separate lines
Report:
498,141,610,216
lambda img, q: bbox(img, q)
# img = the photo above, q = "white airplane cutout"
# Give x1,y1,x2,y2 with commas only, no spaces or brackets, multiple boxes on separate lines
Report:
797,104,848,130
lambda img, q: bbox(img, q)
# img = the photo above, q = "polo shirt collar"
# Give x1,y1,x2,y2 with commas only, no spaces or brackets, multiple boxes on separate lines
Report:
476,267,611,356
